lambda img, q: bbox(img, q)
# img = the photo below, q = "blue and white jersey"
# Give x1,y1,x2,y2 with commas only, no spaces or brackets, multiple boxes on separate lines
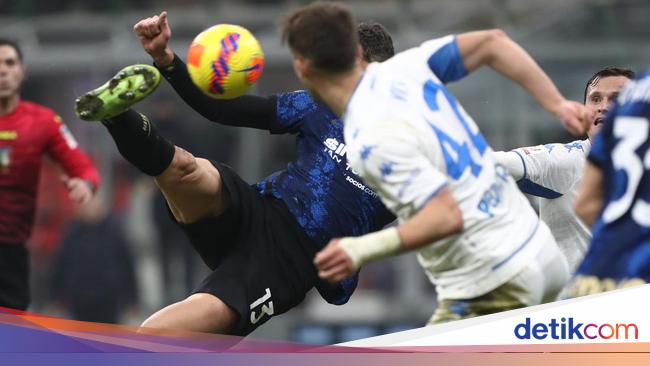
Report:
494,139,592,273
256,91,395,304
577,68,650,281
344,35,552,299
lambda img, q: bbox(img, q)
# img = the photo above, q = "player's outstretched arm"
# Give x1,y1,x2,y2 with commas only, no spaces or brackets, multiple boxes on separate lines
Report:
133,12,276,131
456,30,591,136
314,188,462,283
574,161,604,227
396,187,463,249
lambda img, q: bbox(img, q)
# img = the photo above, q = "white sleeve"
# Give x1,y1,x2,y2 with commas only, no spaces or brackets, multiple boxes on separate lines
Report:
492,151,525,181
353,134,448,219
417,35,468,84
511,142,586,194
511,145,555,185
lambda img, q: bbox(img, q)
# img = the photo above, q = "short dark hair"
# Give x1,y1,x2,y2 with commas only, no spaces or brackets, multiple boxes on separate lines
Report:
358,22,394,63
584,66,635,102
0,38,23,62
281,1,358,73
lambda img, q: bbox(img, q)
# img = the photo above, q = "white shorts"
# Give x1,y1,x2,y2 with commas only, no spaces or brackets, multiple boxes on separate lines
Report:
429,225,569,324
508,226,571,305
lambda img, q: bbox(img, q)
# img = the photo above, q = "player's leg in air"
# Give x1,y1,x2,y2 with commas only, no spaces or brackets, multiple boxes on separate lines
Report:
76,65,237,333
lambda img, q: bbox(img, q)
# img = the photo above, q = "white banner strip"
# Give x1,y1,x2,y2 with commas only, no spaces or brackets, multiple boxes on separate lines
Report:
341,284,649,347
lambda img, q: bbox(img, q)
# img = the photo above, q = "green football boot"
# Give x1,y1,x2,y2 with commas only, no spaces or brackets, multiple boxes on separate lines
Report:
75,64,160,121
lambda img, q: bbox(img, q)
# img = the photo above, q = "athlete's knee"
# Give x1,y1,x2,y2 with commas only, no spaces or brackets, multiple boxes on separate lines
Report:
140,293,238,334
160,146,205,186
173,147,199,177
139,310,167,331
184,293,238,331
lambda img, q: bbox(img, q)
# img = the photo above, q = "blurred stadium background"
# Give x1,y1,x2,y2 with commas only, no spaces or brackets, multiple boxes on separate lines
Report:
1,0,648,344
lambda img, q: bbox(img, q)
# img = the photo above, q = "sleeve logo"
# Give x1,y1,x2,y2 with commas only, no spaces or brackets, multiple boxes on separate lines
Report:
59,125,79,149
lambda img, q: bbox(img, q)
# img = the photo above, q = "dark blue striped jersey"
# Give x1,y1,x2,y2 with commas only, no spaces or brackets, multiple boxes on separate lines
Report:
256,91,395,304
577,68,650,281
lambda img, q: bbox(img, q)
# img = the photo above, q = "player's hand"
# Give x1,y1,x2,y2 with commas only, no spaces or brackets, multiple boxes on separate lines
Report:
133,11,174,68
554,100,594,136
61,175,94,205
314,238,356,283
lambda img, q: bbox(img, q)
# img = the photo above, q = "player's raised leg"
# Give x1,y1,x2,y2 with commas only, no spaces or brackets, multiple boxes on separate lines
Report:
75,65,236,334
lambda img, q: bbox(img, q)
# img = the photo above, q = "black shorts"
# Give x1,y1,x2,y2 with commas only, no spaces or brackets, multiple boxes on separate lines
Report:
0,244,30,310
173,161,319,336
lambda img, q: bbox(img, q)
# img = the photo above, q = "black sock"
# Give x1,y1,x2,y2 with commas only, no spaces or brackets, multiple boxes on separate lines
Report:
102,109,175,176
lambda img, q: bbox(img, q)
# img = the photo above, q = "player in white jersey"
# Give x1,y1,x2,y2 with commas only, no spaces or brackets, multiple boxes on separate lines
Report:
281,2,592,323
494,67,634,272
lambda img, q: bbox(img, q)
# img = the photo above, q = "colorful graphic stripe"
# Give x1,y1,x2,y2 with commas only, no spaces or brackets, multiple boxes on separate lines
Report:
2,306,650,365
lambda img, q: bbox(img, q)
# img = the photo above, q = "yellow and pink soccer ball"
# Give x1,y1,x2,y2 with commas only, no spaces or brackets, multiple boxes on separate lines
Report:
187,24,265,99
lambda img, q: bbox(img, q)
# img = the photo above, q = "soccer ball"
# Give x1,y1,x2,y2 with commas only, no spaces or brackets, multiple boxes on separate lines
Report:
186,24,265,99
